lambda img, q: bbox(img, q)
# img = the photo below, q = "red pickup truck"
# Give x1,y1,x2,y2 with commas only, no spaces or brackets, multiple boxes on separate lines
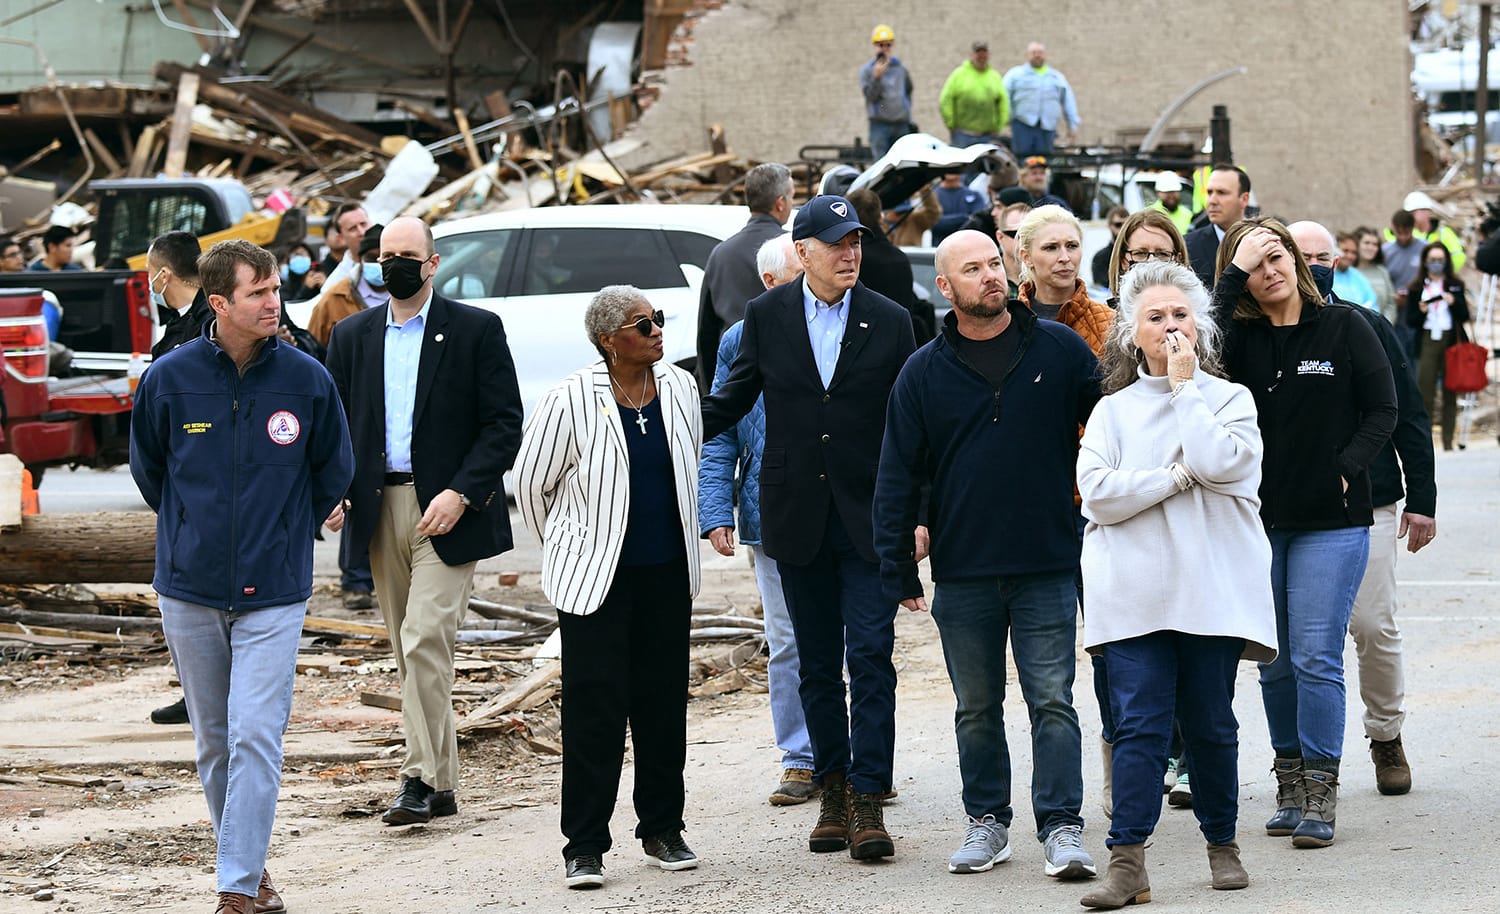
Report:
0,273,153,484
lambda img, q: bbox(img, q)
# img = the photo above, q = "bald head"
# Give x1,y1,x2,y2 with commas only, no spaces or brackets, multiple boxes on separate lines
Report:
935,229,1002,280
1288,220,1338,269
757,234,801,289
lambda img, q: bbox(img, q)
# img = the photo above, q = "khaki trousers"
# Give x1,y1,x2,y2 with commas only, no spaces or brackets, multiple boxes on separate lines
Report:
370,484,476,791
1348,504,1406,741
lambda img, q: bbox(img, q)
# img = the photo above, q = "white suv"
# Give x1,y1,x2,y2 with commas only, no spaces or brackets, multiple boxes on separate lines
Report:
430,204,751,414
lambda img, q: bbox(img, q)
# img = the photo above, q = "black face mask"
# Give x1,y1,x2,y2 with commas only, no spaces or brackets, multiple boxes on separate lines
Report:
1308,263,1334,300
381,255,429,300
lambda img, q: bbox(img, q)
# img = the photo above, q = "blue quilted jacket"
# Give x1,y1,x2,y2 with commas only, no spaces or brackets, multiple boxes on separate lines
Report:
697,321,766,544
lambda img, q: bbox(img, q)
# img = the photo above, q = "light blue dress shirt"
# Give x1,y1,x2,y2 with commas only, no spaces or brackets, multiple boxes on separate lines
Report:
383,292,433,472
801,277,850,389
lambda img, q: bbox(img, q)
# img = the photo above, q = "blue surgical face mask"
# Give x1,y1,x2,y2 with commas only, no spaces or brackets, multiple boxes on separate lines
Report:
1426,259,1446,274
289,254,312,276
150,268,168,310
362,262,387,288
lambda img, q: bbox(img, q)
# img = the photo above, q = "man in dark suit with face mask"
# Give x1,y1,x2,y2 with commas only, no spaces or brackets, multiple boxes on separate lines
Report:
325,215,524,826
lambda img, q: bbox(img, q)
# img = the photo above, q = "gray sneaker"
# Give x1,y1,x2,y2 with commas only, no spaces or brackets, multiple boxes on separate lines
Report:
948,814,1012,873
1042,824,1096,879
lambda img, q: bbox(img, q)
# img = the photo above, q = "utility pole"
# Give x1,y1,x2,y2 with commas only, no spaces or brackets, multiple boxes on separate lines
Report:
1477,2,1492,182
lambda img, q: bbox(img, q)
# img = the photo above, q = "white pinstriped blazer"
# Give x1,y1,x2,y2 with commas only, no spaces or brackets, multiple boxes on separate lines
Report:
514,360,702,616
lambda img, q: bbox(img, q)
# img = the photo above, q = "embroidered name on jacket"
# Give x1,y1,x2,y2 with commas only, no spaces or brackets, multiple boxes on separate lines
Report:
1296,360,1335,376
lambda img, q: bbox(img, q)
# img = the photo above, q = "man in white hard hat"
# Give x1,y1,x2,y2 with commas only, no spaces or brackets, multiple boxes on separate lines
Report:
1144,173,1193,234
1385,190,1466,272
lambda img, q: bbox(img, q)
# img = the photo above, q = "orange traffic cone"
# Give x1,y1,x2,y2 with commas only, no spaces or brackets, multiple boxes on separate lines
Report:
20,468,40,516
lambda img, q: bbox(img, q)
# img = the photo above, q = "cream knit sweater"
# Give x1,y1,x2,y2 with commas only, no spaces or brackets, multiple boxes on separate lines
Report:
1078,368,1277,662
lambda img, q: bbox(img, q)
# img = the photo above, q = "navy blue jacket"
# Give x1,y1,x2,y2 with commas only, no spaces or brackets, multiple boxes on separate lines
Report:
874,304,1100,602
130,327,354,610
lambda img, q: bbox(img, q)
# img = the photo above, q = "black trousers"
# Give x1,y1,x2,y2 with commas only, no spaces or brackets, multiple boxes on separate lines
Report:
557,556,691,859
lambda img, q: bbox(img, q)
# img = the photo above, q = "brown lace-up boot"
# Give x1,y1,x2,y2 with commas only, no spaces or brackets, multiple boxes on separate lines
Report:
808,773,850,852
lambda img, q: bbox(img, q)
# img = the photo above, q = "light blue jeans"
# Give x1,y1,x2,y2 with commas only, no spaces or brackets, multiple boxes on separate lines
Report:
1258,526,1371,761
753,546,813,770
160,596,305,896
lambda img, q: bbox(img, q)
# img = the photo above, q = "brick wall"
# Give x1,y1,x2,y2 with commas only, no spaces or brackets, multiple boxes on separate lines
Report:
627,0,1414,231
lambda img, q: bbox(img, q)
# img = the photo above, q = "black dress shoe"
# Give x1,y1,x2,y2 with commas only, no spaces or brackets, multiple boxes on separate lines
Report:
431,789,457,817
382,776,435,825
150,696,189,725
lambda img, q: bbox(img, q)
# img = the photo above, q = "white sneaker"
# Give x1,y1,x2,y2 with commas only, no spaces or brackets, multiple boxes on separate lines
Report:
948,814,1011,874
1042,824,1096,879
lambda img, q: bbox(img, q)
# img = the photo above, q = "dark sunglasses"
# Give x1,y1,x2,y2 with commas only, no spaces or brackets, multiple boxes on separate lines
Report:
1001,229,1018,238
616,310,665,336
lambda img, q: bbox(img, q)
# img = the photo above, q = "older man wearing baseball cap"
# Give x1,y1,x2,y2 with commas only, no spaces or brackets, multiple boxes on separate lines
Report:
702,195,918,862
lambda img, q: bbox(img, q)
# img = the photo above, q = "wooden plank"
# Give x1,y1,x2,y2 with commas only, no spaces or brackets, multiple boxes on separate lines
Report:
127,125,160,178
454,109,484,171
0,622,140,644
458,660,561,729
81,129,123,177
0,608,162,634
38,774,107,788
163,72,201,179
359,691,402,711
302,616,389,639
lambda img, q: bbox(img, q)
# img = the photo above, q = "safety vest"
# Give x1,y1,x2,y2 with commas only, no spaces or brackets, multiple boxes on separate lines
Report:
1382,223,1467,271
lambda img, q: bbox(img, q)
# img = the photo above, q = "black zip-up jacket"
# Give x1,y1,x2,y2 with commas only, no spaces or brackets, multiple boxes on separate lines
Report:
873,304,1100,601
1215,265,1398,529
1345,302,1436,517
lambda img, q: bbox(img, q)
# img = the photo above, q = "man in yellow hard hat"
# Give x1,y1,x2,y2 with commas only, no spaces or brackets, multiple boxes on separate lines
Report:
861,24,914,159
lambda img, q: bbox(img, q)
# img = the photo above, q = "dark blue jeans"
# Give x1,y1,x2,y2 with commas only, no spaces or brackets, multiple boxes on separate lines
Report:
868,120,911,160
1010,120,1057,157
1259,526,1370,760
777,508,896,796
931,570,1083,842
1103,632,1244,847
339,525,373,593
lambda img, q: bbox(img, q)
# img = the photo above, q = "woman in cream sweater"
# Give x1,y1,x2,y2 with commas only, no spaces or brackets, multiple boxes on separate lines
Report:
1075,261,1277,909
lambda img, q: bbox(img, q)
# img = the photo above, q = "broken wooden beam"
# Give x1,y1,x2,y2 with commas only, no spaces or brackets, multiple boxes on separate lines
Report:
163,72,201,179
0,607,162,634
458,660,561,730
0,513,156,584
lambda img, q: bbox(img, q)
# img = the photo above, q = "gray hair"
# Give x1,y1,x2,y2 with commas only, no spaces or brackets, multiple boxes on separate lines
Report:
1015,204,1082,284
1099,261,1224,395
745,163,793,214
756,234,798,286
584,284,647,357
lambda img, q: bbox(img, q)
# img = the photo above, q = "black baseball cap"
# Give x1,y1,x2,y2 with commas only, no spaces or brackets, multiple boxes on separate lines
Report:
792,195,869,243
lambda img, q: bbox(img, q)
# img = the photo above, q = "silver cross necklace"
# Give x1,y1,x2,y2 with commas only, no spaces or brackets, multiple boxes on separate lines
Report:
609,371,650,435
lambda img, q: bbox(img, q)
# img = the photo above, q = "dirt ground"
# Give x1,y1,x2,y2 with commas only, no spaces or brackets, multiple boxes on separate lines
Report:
5,437,1500,912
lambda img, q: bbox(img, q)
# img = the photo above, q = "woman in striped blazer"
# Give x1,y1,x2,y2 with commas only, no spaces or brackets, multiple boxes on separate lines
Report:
514,284,703,891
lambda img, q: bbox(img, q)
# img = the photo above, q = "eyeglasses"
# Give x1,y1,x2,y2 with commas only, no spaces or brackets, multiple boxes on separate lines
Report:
1302,251,1338,266
1001,229,1018,238
1124,249,1179,263
615,310,665,336
1109,222,1127,231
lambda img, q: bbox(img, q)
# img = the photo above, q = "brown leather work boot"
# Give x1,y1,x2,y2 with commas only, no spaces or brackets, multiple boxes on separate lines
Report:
215,893,254,914
253,869,285,913
848,791,895,860
808,773,850,852
1370,735,1412,796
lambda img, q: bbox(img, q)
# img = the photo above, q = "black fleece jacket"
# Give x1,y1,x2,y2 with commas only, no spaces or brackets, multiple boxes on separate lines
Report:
873,304,1100,601
1215,264,1398,529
